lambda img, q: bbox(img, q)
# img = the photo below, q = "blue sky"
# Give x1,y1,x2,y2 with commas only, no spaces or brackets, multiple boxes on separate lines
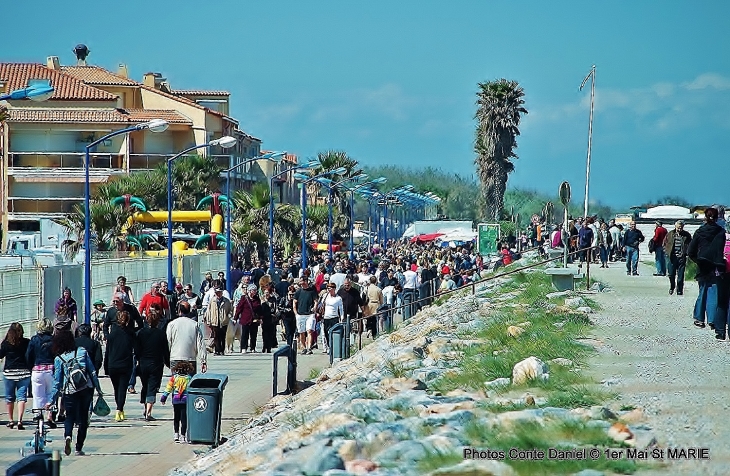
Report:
4,1,729,209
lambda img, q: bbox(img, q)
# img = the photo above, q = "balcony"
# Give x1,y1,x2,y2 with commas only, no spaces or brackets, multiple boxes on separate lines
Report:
8,197,82,215
128,154,172,171
8,152,125,170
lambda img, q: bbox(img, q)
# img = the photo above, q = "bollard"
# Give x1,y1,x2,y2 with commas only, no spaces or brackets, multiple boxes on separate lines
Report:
329,323,344,364
272,342,298,397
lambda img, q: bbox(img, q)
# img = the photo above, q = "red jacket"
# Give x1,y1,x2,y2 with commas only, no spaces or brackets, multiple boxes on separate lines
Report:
653,226,668,247
234,295,262,325
138,292,169,317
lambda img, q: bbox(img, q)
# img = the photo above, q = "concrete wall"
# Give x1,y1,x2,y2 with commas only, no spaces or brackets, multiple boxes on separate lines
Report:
0,251,225,328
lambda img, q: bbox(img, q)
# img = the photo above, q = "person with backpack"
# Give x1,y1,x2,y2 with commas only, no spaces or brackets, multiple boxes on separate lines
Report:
25,318,57,429
160,360,194,443
49,329,102,456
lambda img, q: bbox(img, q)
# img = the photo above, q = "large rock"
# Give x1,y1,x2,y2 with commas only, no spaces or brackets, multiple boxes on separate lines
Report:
429,459,517,476
564,297,585,308
512,356,549,385
507,325,525,337
484,377,511,389
348,399,399,423
379,377,427,395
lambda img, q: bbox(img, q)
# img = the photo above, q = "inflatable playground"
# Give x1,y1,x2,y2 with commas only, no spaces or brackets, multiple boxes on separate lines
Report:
111,193,229,257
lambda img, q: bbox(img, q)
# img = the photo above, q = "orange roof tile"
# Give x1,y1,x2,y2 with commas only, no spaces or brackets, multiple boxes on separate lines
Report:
122,108,192,124
60,66,139,86
172,89,230,97
0,63,117,101
7,107,192,125
139,83,226,118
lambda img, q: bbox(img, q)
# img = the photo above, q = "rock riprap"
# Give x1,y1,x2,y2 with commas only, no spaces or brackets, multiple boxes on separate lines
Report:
172,269,649,476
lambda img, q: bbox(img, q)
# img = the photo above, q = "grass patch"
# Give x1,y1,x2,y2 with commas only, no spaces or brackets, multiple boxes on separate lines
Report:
464,419,639,475
417,449,463,472
545,385,617,408
620,404,636,411
384,359,408,378
307,367,322,380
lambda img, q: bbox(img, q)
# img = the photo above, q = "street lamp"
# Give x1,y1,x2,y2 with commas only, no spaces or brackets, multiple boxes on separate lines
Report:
84,119,170,324
268,160,320,273
224,151,284,294
315,173,367,260
166,136,238,291
345,177,387,259
0,84,55,102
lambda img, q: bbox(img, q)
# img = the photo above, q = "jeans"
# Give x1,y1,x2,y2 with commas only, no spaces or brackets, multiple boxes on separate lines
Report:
667,255,686,293
626,246,639,274
655,247,667,275
128,355,137,390
693,278,717,325
281,318,296,347
713,276,730,337
599,247,609,264
322,318,338,350
4,376,30,403
402,289,416,320
62,387,94,452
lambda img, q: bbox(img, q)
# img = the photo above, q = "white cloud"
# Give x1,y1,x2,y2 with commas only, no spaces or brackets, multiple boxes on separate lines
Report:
683,73,730,91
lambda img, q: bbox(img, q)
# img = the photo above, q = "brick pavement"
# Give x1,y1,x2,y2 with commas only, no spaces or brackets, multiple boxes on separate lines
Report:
0,338,329,476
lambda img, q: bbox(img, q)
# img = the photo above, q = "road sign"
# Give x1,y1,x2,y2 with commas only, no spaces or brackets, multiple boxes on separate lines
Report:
559,182,571,206
477,223,501,255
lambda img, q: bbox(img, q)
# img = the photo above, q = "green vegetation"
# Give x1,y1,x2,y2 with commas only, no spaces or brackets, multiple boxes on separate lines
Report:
307,367,322,380
384,359,408,378
464,419,638,475
417,449,464,472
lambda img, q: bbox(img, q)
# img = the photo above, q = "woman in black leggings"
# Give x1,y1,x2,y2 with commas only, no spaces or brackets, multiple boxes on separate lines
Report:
104,311,134,422
135,308,169,421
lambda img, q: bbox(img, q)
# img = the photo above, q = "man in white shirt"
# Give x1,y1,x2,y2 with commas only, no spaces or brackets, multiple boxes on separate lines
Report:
329,265,347,292
167,312,207,375
402,264,419,320
356,264,371,287
321,282,344,354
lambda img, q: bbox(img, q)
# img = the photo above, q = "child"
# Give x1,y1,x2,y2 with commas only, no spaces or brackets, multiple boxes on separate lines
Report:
160,361,193,443
90,300,106,343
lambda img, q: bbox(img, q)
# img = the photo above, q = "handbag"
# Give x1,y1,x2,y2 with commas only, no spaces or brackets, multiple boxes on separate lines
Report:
648,238,656,253
93,394,111,417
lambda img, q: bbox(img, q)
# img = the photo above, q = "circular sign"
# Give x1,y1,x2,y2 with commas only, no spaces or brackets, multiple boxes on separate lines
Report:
559,182,571,206
193,396,208,412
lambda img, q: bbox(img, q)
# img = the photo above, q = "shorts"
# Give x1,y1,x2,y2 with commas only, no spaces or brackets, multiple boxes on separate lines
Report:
4,376,30,403
296,314,315,333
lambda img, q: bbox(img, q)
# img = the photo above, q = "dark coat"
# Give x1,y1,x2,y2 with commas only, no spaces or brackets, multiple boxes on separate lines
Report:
135,327,170,370
104,325,135,374
103,303,144,339
0,338,30,371
688,222,726,280
75,335,103,373
26,333,54,367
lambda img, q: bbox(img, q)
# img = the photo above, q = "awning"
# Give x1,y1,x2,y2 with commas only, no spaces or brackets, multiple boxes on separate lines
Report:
410,233,444,243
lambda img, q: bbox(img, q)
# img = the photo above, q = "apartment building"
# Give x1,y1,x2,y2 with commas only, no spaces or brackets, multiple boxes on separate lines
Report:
0,49,263,246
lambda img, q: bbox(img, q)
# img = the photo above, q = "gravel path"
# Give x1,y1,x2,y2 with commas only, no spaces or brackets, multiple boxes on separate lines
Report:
587,259,728,475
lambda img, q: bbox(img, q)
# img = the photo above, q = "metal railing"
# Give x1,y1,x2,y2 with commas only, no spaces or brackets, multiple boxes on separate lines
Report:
9,152,123,169
346,245,599,351
128,154,171,170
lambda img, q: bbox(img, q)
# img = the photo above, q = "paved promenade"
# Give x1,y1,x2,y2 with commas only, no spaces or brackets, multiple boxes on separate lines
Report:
0,336,329,476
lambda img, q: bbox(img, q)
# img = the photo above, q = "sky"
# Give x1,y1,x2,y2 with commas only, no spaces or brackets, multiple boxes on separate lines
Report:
3,1,729,210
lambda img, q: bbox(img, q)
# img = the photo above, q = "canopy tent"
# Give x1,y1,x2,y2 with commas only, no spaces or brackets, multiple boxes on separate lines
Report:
410,233,444,243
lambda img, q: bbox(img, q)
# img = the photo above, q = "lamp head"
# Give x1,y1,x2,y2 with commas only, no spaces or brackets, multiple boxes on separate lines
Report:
352,173,368,182
141,119,169,133
210,136,237,149
303,160,320,168
371,177,387,185
293,172,309,181
331,167,347,175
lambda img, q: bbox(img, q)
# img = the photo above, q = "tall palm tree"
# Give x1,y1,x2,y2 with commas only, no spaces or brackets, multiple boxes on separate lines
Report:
474,79,527,221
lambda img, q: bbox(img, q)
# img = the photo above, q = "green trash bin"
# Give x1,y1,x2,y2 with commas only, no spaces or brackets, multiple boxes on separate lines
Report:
186,373,229,446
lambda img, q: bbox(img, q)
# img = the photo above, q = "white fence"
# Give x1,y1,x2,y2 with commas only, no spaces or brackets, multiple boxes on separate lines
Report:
0,252,225,328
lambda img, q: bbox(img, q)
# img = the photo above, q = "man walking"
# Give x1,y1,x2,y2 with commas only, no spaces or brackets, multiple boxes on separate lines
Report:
688,207,726,331
663,220,692,296
652,221,668,276
623,221,645,276
203,287,232,355
167,305,207,375
293,277,318,354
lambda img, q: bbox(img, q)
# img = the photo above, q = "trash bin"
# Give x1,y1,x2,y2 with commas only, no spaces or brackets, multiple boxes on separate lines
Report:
186,373,228,446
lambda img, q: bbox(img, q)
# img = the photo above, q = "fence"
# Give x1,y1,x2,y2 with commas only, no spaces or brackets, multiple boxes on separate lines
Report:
0,251,226,328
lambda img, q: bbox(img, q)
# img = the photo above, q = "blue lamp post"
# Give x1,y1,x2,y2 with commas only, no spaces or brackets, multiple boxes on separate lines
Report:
268,160,320,273
84,119,169,324
0,84,55,102
166,136,238,291
345,177,387,259
224,151,284,294
315,173,367,260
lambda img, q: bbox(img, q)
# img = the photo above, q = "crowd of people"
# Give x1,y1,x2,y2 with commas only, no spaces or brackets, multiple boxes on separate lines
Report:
0,236,503,457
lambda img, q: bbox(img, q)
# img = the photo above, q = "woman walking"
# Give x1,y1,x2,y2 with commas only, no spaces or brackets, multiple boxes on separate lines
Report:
277,286,297,347
135,309,169,421
597,222,613,268
104,311,135,421
260,288,277,353
49,330,101,456
25,319,57,428
1,323,31,430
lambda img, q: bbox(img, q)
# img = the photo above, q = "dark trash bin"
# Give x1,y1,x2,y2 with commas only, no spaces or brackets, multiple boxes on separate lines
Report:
186,373,228,446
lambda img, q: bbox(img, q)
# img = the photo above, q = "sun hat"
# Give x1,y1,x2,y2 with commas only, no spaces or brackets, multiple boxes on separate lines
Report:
93,299,104,306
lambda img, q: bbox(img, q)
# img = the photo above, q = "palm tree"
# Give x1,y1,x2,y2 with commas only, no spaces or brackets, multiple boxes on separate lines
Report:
53,202,132,260
474,79,527,221
231,183,300,263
